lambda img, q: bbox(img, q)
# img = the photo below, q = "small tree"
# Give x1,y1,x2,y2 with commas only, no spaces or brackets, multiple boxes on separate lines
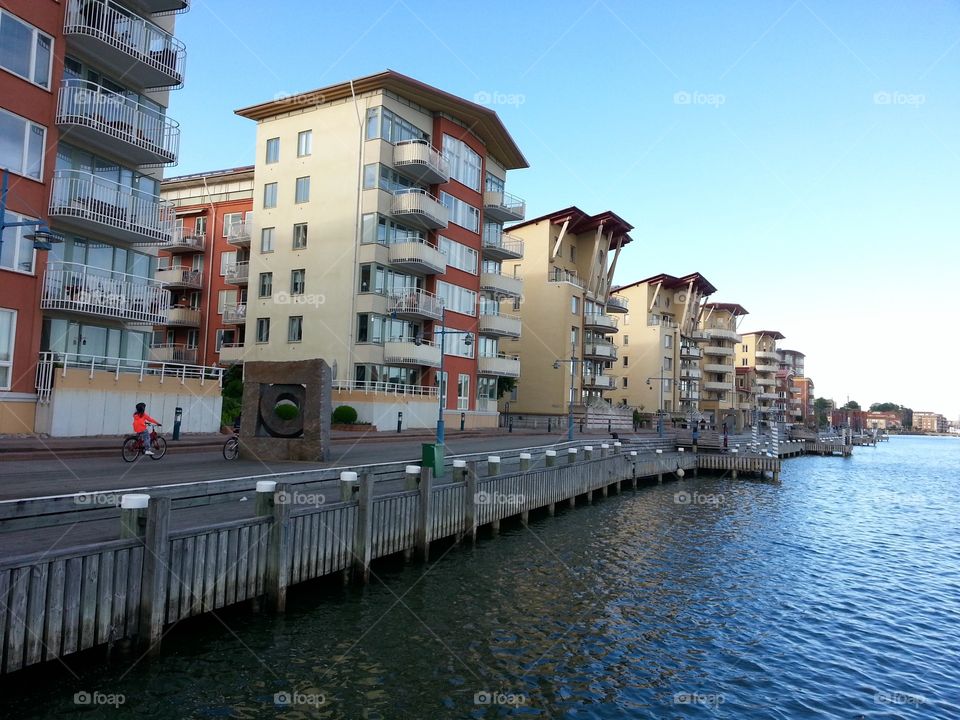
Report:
332,405,358,424
497,376,517,398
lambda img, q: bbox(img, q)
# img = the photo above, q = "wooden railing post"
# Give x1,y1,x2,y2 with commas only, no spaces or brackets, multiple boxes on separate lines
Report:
519,453,531,472
463,462,477,544
353,473,373,584
567,448,578,464
416,466,433,562
545,450,557,467
138,496,170,654
119,493,150,539
266,482,291,612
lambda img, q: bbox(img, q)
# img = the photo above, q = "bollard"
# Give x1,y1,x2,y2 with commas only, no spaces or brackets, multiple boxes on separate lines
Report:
340,471,360,502
255,480,277,516
613,441,622,454
404,465,420,491
453,459,467,483
607,419,612,432
600,443,609,457
548,418,553,433
519,452,531,472
397,411,403,433
678,447,685,453
460,412,466,431
584,445,594,460
487,456,501,476
656,449,663,454
545,449,557,467
172,406,183,441
120,494,150,538
508,418,513,433
567,448,578,464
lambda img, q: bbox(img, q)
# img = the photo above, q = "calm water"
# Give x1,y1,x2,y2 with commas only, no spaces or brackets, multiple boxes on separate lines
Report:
5,436,960,719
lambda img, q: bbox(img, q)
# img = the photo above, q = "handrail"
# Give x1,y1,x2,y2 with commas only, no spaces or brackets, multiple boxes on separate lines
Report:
332,379,439,397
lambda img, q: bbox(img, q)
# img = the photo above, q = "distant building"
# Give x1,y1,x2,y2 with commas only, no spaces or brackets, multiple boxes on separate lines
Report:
864,411,901,430
699,302,749,429
831,409,867,432
736,330,786,427
913,411,948,433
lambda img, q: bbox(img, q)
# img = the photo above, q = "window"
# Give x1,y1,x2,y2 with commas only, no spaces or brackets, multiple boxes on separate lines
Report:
622,377,628,388
664,357,673,371
219,250,237,276
485,172,505,193
439,192,480,233
623,335,629,346
442,135,481,191
436,280,476,316
265,137,279,163
360,213,423,245
258,272,272,298
293,223,308,249
217,289,237,314
195,215,207,236
255,318,270,343
263,182,277,208
0,108,44,180
215,328,236,352
364,106,427,143
0,11,52,88
260,227,274,253
664,335,672,348
570,244,576,261
439,236,477,274
297,130,312,157
0,308,15,389
571,296,579,315
295,176,310,204
623,356,629,367
364,163,424,194
457,373,470,410
0,210,36,273
439,326,474,358
222,213,242,236
436,371,448,408
288,316,303,342
291,269,305,295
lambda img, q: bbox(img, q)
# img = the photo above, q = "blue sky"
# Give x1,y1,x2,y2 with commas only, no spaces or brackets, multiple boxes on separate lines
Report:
169,0,960,419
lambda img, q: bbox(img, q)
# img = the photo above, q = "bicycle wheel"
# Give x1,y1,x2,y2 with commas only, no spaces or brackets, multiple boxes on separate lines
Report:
150,436,167,460
122,436,140,462
223,437,240,460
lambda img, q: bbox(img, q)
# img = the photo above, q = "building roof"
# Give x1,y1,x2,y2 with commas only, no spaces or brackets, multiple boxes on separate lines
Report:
162,165,255,187
736,366,754,375
742,329,786,340
508,206,634,247
779,348,805,357
615,272,716,296
703,302,749,316
234,70,528,170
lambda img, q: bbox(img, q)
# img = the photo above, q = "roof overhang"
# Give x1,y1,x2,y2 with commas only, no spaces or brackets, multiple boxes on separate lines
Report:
510,205,633,248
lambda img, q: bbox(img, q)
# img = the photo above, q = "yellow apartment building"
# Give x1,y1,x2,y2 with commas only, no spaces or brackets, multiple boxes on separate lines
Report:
698,302,749,430
736,330,785,428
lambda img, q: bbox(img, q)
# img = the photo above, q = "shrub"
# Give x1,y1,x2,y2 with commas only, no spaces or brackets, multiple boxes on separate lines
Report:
332,405,358,424
274,401,299,421
221,396,241,428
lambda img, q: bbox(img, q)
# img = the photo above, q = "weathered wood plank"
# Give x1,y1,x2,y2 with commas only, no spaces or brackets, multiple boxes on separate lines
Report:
61,558,81,656
79,554,99,651
43,559,65,661
95,550,114,646
25,563,49,666
5,567,30,673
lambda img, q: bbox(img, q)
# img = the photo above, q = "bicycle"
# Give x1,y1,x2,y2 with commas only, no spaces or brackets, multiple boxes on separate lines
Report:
223,433,240,460
122,423,167,462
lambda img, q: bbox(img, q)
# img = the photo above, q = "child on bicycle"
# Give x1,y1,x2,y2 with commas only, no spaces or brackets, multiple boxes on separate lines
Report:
133,402,161,455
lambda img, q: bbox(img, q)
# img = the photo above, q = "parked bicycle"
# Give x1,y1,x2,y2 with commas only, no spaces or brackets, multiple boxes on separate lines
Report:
122,422,167,462
223,433,240,460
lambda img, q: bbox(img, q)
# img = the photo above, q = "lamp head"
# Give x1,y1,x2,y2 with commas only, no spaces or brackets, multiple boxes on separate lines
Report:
553,360,561,370
24,223,59,251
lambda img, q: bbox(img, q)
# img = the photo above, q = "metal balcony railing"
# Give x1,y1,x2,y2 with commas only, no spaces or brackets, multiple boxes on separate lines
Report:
41,261,169,324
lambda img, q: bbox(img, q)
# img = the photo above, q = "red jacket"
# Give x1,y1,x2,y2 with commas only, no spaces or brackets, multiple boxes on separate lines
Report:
132,412,158,433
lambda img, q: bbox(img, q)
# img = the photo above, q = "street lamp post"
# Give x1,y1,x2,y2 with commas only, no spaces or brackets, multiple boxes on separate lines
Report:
1,169,57,251
646,372,670,437
429,306,473,445
552,338,578,441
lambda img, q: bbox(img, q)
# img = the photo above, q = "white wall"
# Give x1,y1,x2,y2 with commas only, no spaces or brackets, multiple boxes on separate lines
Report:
344,397,436,431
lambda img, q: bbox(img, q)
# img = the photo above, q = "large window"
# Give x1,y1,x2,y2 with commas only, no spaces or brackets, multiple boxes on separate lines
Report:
358,264,420,294
222,212,242,236
293,223,308,249
255,318,270,343
0,308,15,390
0,10,52,88
219,250,236,276
443,135,481,191
291,269,305,295
258,272,272,298
436,280,476,316
363,163,423,194
457,373,470,410
260,227,274,253
0,108,44,180
0,210,37,273
288,316,303,343
294,176,310,204
360,213,424,245
365,106,427,144
439,236,477,274
217,289,238,314
263,182,277,208
265,137,279,164
485,172,505,193
438,326,474,358
297,130,312,157
439,192,480,233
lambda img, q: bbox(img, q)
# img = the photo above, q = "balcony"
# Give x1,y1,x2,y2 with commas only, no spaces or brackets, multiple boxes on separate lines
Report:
149,344,196,364
703,363,732,373
689,330,709,342
478,311,522,338
56,80,179,166
756,350,780,361
166,307,200,327
392,140,449,185
756,377,776,386
758,392,779,401
50,170,175,244
756,364,779,373
480,270,523,298
163,226,205,253
606,294,629,313
481,232,524,261
130,0,190,14
386,288,443,321
224,261,249,286
703,345,734,357
478,354,521,378
388,239,446,275
41,261,169,324
680,368,702,380
483,190,526,223
739,402,753,411
155,266,202,289
704,327,741,342
680,345,703,359
218,343,245,364
703,381,734,392
583,312,618,333
583,341,617,360
681,389,701,401
222,304,246,325
583,372,615,390
549,268,586,288
226,221,251,248
391,189,448,231
64,0,186,90
383,339,441,368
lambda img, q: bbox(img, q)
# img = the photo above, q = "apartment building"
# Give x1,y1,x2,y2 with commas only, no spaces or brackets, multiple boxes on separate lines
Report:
735,365,758,429
792,376,816,428
610,273,716,420
233,71,528,430
698,302,748,429
503,207,633,420
864,410,899,430
913,411,948,433
158,166,254,366
736,330,785,428
0,0,222,436
778,349,805,425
